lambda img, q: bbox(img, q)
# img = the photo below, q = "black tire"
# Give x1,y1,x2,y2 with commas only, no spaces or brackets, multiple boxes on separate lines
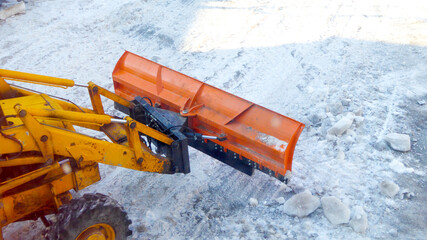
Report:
47,193,132,240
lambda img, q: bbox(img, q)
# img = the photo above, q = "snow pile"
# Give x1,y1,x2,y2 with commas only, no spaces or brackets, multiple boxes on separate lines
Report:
380,180,400,198
321,196,350,225
350,206,368,233
283,190,320,217
384,133,411,152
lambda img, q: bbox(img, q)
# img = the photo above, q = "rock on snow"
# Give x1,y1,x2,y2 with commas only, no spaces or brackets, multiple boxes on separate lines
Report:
327,113,355,136
321,196,350,225
283,190,320,217
380,181,400,198
350,206,368,233
384,133,411,152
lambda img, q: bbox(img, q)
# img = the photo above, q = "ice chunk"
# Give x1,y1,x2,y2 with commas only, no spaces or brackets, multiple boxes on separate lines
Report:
354,116,364,127
327,102,343,115
275,197,285,204
354,108,363,116
249,198,258,207
380,180,400,198
384,133,411,152
321,196,350,225
283,190,320,217
0,1,25,20
350,206,368,233
308,114,322,126
341,98,351,106
399,189,415,200
337,150,345,161
327,113,355,136
389,159,414,174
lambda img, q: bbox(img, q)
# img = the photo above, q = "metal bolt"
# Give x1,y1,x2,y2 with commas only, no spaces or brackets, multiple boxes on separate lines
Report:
92,86,99,93
40,135,48,142
19,110,27,117
182,109,188,114
130,122,136,129
137,158,143,164
78,156,83,162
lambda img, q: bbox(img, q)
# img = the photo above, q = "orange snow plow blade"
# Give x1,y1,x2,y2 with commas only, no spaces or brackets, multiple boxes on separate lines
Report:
113,51,304,182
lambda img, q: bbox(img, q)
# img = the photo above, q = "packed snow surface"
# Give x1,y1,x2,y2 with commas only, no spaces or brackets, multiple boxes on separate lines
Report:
1,0,426,239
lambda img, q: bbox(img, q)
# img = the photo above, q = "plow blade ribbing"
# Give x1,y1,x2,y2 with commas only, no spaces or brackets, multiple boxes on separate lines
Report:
113,51,304,182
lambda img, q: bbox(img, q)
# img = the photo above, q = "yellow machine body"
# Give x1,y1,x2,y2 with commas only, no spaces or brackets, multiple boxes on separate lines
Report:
0,70,173,239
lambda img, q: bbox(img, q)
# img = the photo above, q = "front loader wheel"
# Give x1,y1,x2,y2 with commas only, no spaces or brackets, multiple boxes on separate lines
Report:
47,193,132,240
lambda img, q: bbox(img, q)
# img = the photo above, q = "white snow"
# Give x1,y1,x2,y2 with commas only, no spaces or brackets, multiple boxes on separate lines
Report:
380,180,400,198
1,0,426,239
384,133,411,152
321,196,350,225
283,190,320,218
256,132,288,152
350,206,368,234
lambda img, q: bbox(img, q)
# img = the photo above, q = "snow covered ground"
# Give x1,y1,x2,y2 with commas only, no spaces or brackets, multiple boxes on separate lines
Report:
1,0,426,239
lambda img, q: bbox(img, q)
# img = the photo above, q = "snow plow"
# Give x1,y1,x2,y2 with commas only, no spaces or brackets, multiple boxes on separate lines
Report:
0,52,303,239
113,51,305,181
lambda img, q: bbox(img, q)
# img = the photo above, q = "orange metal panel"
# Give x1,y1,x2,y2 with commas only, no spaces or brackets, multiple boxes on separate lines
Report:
113,51,304,178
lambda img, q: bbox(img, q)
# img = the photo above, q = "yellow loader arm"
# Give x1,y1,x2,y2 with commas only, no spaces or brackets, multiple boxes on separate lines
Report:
0,70,177,236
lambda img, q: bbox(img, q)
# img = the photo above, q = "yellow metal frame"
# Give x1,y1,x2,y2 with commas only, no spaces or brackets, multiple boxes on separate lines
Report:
0,69,175,238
